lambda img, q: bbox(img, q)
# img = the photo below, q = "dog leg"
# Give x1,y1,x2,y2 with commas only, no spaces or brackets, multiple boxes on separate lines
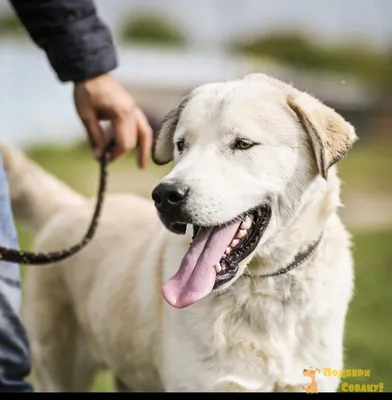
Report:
23,267,96,392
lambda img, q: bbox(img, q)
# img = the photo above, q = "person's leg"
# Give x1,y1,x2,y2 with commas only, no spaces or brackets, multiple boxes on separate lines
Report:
0,152,33,392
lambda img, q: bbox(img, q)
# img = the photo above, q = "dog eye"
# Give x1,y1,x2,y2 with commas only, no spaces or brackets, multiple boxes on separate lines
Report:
234,139,256,150
176,139,185,153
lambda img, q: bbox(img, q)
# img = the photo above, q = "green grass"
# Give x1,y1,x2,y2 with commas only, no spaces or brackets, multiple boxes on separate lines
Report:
341,227,392,391
15,140,392,392
338,139,392,196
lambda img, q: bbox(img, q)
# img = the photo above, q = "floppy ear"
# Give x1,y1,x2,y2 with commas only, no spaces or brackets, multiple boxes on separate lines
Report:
287,92,358,179
152,95,191,165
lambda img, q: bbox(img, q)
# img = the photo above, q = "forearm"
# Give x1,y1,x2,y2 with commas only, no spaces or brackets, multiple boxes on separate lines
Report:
9,0,117,82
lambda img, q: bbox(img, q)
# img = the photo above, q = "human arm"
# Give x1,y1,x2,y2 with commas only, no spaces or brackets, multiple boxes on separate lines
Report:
9,0,152,165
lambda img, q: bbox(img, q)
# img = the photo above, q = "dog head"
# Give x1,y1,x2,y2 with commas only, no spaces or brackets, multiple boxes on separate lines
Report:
152,73,357,308
302,367,321,378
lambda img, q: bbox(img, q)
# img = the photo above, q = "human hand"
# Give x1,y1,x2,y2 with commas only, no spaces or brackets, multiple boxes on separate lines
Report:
73,73,153,167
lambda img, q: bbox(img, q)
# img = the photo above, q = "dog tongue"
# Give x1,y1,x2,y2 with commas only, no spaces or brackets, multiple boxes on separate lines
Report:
162,220,241,308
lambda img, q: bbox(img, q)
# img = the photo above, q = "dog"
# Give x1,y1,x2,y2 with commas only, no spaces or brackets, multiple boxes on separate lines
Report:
2,72,356,392
302,367,321,394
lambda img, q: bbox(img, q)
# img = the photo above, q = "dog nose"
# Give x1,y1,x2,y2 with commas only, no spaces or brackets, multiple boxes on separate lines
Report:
152,181,190,210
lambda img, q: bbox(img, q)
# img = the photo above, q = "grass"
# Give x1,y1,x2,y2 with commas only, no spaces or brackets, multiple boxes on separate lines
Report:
338,138,392,197
14,140,392,392
341,227,392,391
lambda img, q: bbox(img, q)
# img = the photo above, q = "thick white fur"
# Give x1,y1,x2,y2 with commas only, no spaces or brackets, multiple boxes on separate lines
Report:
4,73,356,392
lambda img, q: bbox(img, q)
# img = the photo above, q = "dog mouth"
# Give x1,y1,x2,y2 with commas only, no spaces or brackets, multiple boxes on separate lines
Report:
192,206,271,289
161,205,271,309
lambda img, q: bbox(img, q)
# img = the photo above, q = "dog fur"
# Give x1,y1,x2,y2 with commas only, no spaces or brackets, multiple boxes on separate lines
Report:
2,73,356,392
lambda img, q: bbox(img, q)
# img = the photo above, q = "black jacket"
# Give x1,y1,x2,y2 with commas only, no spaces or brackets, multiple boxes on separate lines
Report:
9,0,118,83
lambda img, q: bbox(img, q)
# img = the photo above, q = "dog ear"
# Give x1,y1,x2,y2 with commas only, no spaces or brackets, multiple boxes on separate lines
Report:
287,92,358,179
152,95,191,165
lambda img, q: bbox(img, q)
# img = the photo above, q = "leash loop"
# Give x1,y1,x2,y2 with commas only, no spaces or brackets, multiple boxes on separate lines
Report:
0,139,114,265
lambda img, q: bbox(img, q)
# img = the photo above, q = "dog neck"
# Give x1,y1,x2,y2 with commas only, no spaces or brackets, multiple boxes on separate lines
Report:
247,168,341,278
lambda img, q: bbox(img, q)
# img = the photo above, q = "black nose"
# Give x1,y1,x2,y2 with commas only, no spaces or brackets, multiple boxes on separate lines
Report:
152,181,190,211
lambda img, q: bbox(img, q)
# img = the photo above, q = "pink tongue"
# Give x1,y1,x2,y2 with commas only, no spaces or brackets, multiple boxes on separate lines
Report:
162,220,242,308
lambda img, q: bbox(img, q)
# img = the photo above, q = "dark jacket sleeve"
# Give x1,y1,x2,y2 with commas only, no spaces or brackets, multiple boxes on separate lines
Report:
9,0,118,83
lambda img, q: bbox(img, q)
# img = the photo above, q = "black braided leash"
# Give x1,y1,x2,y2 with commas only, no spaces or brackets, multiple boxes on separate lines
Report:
0,139,115,266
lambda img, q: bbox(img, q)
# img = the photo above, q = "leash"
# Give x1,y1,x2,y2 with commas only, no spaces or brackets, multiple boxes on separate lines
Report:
0,140,115,265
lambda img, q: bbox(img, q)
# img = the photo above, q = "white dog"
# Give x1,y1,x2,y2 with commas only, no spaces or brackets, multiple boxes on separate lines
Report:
3,73,356,392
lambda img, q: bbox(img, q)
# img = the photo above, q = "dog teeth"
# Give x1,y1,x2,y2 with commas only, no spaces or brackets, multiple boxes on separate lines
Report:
237,229,247,239
215,263,222,273
230,239,240,247
241,216,252,230
225,247,232,255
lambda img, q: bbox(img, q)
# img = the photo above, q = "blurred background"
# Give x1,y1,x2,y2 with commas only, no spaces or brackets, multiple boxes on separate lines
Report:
0,0,391,392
